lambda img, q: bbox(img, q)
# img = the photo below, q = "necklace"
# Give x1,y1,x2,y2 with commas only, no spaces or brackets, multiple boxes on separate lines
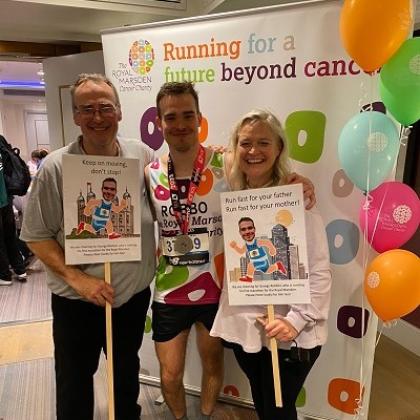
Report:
246,178,276,189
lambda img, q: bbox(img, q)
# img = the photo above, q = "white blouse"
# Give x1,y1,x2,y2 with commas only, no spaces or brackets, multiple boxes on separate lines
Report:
210,207,332,352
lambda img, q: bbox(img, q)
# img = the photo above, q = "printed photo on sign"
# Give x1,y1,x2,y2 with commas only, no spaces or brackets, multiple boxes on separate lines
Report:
63,154,141,264
221,184,311,305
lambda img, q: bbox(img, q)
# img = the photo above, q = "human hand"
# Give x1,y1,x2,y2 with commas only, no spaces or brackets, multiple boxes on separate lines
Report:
285,172,316,210
229,240,237,249
70,273,115,307
208,144,227,154
257,316,298,342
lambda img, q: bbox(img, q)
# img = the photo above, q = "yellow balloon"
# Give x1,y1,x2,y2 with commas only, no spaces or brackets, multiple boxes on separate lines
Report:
364,250,420,321
275,210,293,227
339,0,412,72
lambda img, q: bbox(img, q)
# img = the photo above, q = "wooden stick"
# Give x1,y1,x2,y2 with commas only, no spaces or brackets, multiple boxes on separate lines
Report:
267,304,282,407
105,262,115,420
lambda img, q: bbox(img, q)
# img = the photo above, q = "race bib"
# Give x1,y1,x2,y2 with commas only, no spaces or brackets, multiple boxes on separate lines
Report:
161,227,209,265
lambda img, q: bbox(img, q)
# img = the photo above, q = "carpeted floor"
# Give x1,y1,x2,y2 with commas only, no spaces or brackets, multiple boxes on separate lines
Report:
0,356,257,420
0,320,53,366
0,263,258,419
0,260,51,324
0,358,55,420
1,264,419,419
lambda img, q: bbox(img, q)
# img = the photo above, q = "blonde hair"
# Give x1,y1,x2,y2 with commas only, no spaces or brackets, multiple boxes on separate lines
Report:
227,109,291,190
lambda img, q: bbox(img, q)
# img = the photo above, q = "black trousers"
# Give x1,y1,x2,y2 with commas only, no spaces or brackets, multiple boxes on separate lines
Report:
0,202,25,279
16,228,32,260
52,287,151,420
232,344,321,420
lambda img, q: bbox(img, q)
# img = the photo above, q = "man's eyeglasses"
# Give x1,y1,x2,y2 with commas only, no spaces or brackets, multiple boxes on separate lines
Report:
76,104,118,117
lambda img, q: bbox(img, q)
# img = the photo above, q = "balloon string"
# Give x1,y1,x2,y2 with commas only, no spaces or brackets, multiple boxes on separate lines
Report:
364,77,409,252
358,80,368,111
354,324,388,419
367,186,388,250
400,126,411,147
356,73,376,420
362,193,372,210
362,75,374,261
375,324,384,347
357,74,406,419
383,319,398,329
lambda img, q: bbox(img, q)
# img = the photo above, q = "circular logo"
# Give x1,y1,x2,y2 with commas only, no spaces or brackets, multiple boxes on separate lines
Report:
393,205,412,224
367,271,380,289
408,54,420,75
129,40,155,75
367,132,388,152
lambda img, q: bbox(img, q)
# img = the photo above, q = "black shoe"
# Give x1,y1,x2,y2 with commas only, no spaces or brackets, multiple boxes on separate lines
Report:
24,255,36,268
13,270,27,283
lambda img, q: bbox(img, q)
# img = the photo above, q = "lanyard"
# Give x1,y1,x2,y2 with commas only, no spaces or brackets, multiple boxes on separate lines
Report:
167,145,205,234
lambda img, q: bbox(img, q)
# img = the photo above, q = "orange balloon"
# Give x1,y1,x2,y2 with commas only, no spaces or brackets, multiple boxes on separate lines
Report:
339,0,412,72
364,250,420,321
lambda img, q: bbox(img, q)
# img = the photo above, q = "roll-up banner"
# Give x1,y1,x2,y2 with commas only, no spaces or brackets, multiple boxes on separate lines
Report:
102,1,379,418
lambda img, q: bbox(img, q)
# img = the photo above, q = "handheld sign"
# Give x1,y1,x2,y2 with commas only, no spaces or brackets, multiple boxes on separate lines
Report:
221,183,311,407
221,184,311,306
63,154,141,265
63,154,142,420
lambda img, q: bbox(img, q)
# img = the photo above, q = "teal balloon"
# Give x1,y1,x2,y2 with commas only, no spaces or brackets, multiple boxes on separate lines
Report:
338,111,399,192
380,38,420,125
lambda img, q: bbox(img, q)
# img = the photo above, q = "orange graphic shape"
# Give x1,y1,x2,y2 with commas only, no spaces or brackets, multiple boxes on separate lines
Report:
275,209,293,227
197,168,213,196
198,116,209,143
223,384,239,397
328,378,364,415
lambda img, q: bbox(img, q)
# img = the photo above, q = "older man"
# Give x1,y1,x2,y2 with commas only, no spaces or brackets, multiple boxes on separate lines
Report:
21,73,155,420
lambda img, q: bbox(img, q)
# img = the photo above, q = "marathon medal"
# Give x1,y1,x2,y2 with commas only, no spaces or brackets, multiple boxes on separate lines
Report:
174,234,194,254
167,145,206,260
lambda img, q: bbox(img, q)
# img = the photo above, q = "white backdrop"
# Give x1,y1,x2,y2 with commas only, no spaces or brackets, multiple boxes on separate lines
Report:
102,1,380,418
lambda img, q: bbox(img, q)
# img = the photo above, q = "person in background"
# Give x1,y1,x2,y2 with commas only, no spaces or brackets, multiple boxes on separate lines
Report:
210,109,331,420
27,149,41,179
20,73,156,420
0,154,27,285
13,194,34,267
37,148,49,169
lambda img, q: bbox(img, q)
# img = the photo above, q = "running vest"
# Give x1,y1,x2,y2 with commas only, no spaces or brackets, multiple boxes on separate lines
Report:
91,199,112,232
148,151,226,305
246,239,270,273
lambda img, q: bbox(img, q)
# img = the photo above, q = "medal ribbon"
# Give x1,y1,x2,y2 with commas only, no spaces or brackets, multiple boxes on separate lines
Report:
167,145,206,234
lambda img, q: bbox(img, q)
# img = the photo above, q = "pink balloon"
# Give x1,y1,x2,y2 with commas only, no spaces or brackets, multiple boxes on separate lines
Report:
359,182,420,253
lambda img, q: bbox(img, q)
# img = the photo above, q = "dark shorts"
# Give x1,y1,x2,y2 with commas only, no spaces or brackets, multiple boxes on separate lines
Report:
151,301,219,342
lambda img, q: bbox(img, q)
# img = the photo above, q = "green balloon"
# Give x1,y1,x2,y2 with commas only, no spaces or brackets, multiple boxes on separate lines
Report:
380,38,420,125
379,77,419,126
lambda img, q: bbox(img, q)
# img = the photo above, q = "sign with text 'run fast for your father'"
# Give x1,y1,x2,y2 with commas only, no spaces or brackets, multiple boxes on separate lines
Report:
221,184,310,305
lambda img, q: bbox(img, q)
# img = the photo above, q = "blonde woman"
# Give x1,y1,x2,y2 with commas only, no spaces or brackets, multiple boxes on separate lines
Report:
211,110,331,420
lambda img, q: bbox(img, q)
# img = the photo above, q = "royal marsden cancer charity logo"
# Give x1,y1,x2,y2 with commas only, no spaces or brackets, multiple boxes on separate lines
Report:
129,39,155,75
112,39,154,92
